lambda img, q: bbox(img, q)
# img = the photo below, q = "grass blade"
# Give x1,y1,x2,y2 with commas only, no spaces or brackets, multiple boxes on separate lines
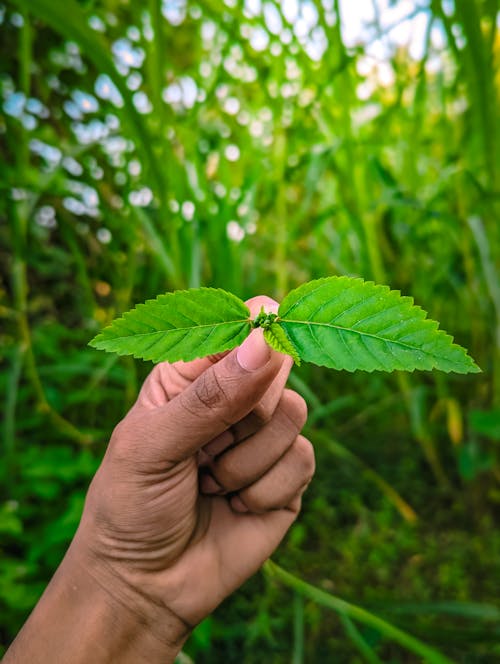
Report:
264,561,454,664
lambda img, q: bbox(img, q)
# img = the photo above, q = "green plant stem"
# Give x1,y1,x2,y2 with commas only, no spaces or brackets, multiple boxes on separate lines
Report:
396,373,450,488
340,614,384,664
467,215,500,405
9,200,93,446
18,1,31,169
274,131,288,299
146,0,166,123
6,8,93,449
8,12,94,447
292,592,304,664
263,561,454,664
19,314,93,445
58,212,96,318
132,206,180,286
188,215,201,289
454,0,497,188
3,344,24,485
117,248,139,411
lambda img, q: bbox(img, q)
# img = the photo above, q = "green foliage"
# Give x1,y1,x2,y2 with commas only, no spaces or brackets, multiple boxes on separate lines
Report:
89,288,251,363
90,277,479,374
279,277,480,373
264,561,454,663
1,0,499,660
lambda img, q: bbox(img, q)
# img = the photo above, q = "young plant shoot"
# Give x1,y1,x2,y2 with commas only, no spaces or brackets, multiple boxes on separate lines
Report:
89,277,479,374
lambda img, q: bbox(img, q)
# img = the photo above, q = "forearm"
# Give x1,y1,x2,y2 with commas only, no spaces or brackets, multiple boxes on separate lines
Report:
4,542,189,664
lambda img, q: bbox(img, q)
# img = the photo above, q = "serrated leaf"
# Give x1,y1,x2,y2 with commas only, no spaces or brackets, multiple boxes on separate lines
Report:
263,323,301,365
89,288,251,363
278,277,480,373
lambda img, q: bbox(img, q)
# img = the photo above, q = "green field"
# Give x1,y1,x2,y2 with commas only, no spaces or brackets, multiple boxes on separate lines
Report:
1,0,499,661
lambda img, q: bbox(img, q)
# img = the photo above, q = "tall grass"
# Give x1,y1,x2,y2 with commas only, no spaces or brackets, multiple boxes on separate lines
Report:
1,0,499,660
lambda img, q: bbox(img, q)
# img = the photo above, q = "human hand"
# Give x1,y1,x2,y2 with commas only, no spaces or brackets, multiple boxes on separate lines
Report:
71,295,315,655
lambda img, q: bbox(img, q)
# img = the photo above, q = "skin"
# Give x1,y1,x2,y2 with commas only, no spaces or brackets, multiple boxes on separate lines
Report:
4,296,315,663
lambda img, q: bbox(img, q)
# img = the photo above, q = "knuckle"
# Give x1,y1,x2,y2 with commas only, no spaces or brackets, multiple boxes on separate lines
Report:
194,370,223,409
281,390,308,430
148,362,171,390
294,435,315,480
108,412,158,470
287,495,303,516
241,483,299,513
108,419,137,466
138,363,173,407
189,368,228,412
252,398,274,425
110,418,127,443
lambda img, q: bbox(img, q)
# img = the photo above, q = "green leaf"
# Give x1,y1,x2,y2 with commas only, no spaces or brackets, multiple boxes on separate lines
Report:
278,277,480,373
264,323,301,365
89,288,251,364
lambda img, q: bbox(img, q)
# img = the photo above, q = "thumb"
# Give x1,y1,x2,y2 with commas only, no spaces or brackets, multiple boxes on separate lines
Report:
132,327,285,463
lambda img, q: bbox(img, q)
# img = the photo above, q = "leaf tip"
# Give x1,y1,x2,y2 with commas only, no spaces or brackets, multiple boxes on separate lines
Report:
88,335,100,349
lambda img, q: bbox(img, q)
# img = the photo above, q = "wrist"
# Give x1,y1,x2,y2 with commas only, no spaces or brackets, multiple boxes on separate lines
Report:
5,536,191,664
65,535,192,662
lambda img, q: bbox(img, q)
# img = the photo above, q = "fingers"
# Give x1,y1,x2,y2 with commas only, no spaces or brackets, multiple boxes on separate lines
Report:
118,294,299,467
202,357,293,456
135,356,218,409
201,390,308,492
120,327,286,465
232,436,315,513
200,389,315,514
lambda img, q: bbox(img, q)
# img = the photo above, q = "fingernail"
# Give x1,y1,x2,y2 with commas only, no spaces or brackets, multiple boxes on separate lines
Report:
200,473,224,495
237,329,271,371
230,495,249,513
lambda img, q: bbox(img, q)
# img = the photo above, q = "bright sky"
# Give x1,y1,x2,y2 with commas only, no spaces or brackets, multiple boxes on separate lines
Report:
242,0,445,63
338,0,442,60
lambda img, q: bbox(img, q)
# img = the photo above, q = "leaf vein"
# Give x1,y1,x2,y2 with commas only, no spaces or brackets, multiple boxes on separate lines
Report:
281,319,442,358
101,319,250,342
350,301,403,330
309,322,339,367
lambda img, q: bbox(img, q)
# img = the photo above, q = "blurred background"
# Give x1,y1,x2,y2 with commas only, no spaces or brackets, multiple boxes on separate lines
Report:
1,0,499,661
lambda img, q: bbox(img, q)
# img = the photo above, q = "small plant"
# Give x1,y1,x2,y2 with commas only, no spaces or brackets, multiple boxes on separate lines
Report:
89,276,479,374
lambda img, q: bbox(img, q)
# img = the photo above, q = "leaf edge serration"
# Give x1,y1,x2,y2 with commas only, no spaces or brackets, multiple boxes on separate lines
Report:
88,287,251,364
278,276,481,374
263,323,302,366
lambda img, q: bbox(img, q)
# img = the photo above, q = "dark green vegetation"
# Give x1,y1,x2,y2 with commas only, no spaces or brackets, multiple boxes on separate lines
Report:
1,0,499,661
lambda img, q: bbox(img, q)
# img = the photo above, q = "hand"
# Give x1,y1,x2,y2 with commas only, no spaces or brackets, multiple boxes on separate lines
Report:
71,296,315,655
